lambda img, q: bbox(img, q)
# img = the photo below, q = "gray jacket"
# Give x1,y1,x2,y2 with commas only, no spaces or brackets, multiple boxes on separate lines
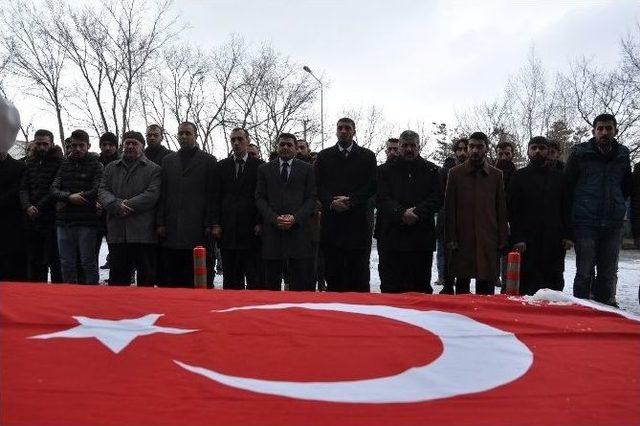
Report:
256,158,316,260
98,155,161,244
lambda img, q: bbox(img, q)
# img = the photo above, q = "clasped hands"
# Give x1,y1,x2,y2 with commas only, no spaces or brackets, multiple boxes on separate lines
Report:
330,196,351,212
276,214,295,230
401,207,419,225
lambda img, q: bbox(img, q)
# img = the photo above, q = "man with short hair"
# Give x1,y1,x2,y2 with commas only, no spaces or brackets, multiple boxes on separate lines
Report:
211,127,261,289
315,117,377,292
445,132,508,294
565,113,632,306
547,140,564,170
97,132,120,270
99,131,161,286
377,131,442,293
247,143,262,161
374,137,400,291
19,129,63,282
438,138,468,294
296,139,312,163
256,133,317,291
509,136,572,295
157,121,216,287
144,124,172,166
51,129,103,284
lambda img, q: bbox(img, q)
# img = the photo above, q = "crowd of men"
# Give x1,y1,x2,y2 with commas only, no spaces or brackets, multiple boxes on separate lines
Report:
0,113,638,307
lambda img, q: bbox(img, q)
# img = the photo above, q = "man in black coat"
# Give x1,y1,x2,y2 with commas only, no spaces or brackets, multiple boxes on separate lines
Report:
0,151,27,280
97,132,120,269
19,129,63,282
256,133,317,291
547,140,565,171
377,131,442,293
51,130,103,284
144,124,173,166
315,117,377,292
157,122,216,288
373,138,399,291
211,128,262,289
508,136,572,295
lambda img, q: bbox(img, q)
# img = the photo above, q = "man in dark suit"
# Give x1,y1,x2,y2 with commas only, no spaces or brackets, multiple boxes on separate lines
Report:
377,131,442,293
256,133,317,291
314,117,377,292
212,128,261,289
156,122,216,288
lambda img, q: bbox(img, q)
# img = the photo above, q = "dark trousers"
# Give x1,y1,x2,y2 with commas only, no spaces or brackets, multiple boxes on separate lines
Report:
312,242,326,291
377,248,392,292
221,248,258,290
382,250,433,294
160,248,194,288
25,226,62,283
323,245,370,292
573,226,622,304
0,250,27,281
455,279,495,295
57,226,99,284
108,243,157,287
263,258,314,291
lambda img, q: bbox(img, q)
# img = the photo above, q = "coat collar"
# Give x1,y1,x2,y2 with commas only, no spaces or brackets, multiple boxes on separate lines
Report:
463,159,490,175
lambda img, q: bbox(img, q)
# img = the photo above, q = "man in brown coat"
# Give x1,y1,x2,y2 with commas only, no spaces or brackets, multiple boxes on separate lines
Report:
445,131,508,294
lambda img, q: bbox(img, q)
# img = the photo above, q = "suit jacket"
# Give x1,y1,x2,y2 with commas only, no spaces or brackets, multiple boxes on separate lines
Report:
211,154,261,250
377,157,442,252
157,148,216,249
255,158,316,260
445,160,508,281
314,143,377,249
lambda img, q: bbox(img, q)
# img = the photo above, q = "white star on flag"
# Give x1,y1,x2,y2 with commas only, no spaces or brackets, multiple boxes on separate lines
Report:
29,314,197,354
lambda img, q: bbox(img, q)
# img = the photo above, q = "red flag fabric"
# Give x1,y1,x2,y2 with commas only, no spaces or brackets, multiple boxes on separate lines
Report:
1,283,639,426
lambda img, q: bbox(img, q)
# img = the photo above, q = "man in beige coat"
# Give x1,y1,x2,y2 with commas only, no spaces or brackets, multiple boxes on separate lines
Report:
444,131,508,294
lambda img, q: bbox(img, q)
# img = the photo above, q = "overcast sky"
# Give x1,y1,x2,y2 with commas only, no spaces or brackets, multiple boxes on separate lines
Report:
179,0,639,127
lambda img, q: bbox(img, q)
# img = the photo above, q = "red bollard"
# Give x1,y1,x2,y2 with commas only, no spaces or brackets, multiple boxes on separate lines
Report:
505,251,521,296
193,245,207,289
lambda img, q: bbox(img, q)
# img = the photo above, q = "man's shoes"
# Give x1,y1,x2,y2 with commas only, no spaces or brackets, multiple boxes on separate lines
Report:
100,262,110,270
439,286,455,295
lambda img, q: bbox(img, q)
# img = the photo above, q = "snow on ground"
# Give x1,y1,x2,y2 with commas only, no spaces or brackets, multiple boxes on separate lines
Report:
98,241,640,315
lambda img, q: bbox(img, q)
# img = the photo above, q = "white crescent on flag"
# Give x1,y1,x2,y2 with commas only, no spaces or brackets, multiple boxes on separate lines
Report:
175,302,534,403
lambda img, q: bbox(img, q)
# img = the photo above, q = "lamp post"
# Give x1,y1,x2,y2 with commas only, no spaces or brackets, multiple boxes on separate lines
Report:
303,65,324,149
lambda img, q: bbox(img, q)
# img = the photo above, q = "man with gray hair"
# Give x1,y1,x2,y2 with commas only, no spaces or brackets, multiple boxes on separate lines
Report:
376,130,442,293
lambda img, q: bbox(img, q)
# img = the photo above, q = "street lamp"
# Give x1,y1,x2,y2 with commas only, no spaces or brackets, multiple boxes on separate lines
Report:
303,65,324,149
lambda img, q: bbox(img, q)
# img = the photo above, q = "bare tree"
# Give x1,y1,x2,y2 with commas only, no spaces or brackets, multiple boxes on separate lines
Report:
1,0,68,143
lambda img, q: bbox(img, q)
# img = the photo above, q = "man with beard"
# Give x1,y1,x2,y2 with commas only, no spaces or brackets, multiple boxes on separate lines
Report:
445,132,508,294
438,138,468,294
508,136,572,295
211,128,261,289
374,138,399,291
547,140,564,170
51,130,103,284
565,114,632,306
377,131,441,293
99,131,161,286
157,122,216,287
256,133,317,291
314,117,377,292
144,124,173,166
19,129,63,282
296,139,313,163
97,132,120,270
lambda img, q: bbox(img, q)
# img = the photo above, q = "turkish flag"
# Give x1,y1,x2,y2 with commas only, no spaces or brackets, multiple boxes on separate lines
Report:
1,283,639,426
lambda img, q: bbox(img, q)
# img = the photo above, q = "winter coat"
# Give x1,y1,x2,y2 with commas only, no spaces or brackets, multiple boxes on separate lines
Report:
565,138,632,229
19,148,63,230
314,143,377,250
211,154,261,250
157,148,216,249
435,156,459,239
99,152,120,168
377,157,442,252
0,154,26,255
631,162,640,239
98,155,161,244
51,153,103,227
145,144,173,167
256,158,316,259
508,162,570,293
445,160,508,281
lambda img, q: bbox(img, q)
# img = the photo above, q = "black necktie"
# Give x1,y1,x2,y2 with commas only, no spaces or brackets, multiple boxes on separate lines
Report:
235,158,245,180
281,162,289,182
